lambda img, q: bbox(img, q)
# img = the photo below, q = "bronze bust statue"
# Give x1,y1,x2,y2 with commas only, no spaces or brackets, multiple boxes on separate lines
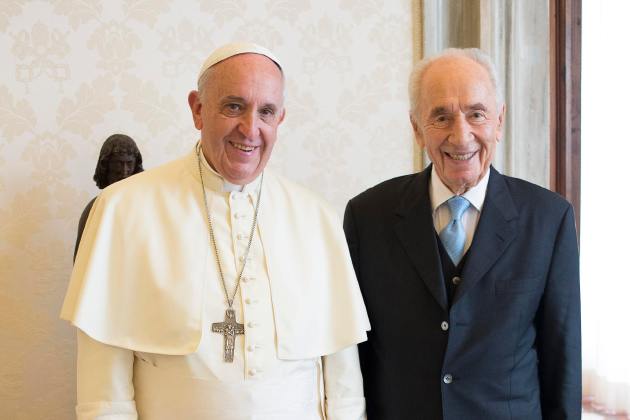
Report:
74,134,144,260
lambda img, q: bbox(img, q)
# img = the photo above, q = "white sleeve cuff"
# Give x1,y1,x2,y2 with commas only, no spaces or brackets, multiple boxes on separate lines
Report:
76,400,137,420
323,345,367,420
325,397,367,420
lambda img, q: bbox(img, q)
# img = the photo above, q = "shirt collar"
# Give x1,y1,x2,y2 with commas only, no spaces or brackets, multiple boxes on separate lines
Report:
429,165,490,213
195,142,261,195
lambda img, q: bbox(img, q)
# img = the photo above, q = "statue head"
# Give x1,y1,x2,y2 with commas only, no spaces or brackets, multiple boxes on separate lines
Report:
93,134,144,189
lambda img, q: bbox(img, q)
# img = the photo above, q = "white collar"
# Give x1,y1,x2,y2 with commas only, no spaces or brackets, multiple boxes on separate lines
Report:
196,142,261,194
429,165,490,213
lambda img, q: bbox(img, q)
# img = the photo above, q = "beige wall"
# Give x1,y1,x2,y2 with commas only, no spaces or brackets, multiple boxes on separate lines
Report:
0,1,414,418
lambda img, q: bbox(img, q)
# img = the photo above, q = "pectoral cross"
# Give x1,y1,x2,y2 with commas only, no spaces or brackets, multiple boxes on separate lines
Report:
212,308,244,362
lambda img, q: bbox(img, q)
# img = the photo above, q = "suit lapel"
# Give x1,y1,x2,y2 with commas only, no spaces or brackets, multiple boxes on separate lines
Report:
453,167,519,304
393,166,448,311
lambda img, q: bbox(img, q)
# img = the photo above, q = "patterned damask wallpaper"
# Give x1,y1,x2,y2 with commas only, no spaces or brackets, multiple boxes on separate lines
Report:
0,0,414,418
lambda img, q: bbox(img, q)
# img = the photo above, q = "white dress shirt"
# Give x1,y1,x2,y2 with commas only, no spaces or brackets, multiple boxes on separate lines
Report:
429,166,490,255
74,151,366,420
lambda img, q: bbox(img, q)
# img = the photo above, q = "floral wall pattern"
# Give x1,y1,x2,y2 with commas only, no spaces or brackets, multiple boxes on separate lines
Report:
0,0,414,417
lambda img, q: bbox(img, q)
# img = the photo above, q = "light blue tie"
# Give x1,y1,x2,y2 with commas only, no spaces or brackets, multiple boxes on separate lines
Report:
439,196,471,266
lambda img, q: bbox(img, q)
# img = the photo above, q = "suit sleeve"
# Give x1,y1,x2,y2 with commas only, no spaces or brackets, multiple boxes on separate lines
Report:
536,204,581,419
76,329,137,419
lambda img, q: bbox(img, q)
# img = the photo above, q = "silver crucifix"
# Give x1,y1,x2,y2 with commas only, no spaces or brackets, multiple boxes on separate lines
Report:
212,308,245,362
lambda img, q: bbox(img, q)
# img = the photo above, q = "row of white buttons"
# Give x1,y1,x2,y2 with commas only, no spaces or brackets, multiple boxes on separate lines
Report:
245,316,263,376
229,194,262,379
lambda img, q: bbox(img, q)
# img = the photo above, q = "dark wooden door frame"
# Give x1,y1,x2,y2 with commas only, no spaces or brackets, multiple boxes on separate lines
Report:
550,0,581,237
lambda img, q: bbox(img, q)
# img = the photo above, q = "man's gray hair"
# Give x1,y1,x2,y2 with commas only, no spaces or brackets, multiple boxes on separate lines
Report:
197,66,215,103
408,48,503,119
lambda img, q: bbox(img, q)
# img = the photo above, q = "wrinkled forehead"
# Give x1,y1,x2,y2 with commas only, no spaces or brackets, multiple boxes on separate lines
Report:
204,54,286,103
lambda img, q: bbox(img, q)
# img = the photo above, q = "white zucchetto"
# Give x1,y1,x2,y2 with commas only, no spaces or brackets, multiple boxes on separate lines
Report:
197,42,283,82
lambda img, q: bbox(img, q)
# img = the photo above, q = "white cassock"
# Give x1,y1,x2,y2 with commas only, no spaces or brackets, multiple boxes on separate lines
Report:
61,144,371,420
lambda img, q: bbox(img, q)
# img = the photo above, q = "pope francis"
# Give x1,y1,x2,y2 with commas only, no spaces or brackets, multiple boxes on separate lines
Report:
61,43,370,420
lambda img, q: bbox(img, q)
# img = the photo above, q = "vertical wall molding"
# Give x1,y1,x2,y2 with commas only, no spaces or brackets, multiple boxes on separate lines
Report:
550,0,581,234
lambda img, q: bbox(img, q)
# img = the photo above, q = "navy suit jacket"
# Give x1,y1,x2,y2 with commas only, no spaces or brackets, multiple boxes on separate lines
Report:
344,166,581,420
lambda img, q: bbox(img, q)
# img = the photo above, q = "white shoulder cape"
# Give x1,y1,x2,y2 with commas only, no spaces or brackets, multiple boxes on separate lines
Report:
61,148,370,359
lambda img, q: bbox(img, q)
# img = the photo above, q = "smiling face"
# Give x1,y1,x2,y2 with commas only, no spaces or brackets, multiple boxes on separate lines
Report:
188,53,285,185
411,55,505,195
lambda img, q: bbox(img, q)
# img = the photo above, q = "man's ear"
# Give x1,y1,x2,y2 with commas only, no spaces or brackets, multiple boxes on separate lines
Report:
410,113,425,149
496,103,506,142
278,108,286,125
188,91,203,130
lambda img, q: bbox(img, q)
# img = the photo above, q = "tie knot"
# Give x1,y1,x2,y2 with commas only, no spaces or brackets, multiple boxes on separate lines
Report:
446,196,470,221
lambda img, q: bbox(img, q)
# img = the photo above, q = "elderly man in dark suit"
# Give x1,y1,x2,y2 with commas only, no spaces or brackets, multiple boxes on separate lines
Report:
343,48,580,419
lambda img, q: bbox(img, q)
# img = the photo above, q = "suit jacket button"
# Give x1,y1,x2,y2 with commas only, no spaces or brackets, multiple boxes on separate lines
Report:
441,321,449,331
443,374,453,384
452,276,462,285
